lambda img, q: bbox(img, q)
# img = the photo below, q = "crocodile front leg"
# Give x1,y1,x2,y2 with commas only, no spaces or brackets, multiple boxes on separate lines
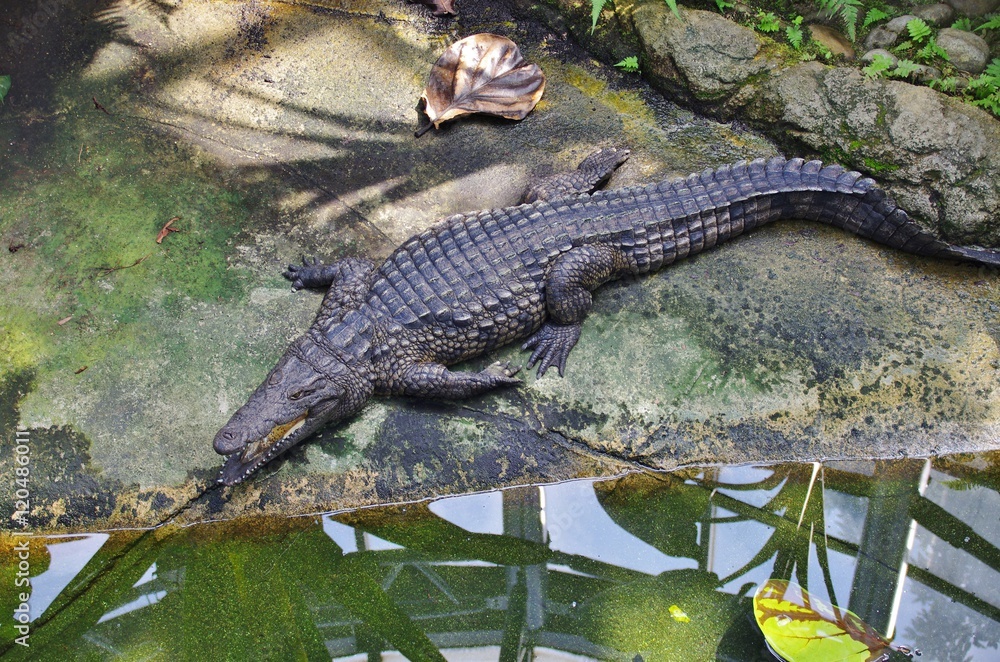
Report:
524,148,630,203
284,257,377,322
523,243,631,376
392,361,522,399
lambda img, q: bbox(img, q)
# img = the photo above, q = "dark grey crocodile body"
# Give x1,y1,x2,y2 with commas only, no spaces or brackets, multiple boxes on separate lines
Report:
213,151,1000,485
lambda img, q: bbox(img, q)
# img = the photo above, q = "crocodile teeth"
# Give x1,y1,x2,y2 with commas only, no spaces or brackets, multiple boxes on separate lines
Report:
241,413,308,464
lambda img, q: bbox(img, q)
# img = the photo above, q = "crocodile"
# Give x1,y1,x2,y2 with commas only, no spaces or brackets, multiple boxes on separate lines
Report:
213,149,1000,485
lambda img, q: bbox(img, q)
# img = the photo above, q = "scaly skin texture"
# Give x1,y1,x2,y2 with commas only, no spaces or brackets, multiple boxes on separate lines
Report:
213,150,1000,485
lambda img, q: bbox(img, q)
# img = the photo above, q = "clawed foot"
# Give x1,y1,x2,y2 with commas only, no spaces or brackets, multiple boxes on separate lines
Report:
521,323,581,377
484,361,523,386
283,256,326,291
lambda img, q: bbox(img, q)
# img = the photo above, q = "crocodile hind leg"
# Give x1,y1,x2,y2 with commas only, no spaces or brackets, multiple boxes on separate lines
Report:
523,148,630,203
394,361,522,398
523,244,631,377
283,257,377,321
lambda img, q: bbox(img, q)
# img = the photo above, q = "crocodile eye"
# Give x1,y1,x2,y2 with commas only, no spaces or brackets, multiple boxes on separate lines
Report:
288,388,313,401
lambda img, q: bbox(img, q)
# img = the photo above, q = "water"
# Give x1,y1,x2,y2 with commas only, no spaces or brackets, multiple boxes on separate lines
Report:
3,454,999,661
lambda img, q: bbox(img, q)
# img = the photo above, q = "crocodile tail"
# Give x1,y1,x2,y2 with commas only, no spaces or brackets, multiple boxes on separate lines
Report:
736,157,1000,266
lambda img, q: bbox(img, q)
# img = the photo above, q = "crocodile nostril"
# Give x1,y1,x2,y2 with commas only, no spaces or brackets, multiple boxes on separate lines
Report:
214,429,242,454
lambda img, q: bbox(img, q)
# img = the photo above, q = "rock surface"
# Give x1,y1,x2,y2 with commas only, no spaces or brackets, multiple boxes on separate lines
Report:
631,5,771,101
618,2,1000,244
2,0,1000,531
807,24,856,60
937,27,991,74
946,0,1000,16
914,3,955,26
744,63,1000,244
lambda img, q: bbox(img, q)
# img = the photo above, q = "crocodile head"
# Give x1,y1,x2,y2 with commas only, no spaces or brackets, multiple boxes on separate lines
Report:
214,335,373,486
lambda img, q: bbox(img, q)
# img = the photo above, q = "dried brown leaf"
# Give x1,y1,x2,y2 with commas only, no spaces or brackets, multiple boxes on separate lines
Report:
156,216,181,244
418,34,545,136
409,0,456,16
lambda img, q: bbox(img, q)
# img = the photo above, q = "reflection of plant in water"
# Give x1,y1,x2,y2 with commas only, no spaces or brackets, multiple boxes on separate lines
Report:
10,456,1000,660
903,579,1000,662
702,463,840,605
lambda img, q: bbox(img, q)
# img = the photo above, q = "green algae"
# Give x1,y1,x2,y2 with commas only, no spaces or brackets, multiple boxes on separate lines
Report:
4,453,1000,659
0,108,253,381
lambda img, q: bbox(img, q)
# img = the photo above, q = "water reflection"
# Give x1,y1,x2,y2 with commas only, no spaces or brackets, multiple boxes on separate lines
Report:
3,454,999,661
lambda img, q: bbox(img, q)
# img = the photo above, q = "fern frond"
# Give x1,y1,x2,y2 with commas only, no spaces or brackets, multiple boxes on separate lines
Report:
816,0,862,41
986,58,1000,79
615,56,640,73
891,59,921,78
862,53,894,78
974,15,1000,32
907,18,932,43
590,0,608,33
863,8,888,28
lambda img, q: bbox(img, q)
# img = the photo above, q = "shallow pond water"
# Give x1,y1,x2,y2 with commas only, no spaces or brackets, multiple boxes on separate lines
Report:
3,453,999,661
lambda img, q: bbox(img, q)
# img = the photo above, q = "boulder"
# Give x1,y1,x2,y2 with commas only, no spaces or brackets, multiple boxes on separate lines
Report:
631,4,771,101
863,27,899,51
937,28,991,74
914,3,955,26
861,48,899,66
744,62,1000,243
807,24,856,59
945,0,1000,16
886,15,919,33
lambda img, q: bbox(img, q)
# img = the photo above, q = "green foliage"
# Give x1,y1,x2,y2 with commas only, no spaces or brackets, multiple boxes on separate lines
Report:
816,0,862,41
0,75,9,104
862,8,889,28
715,0,735,11
951,17,973,31
615,56,640,73
928,76,958,92
590,0,607,33
915,37,948,64
862,53,895,78
786,16,804,50
890,59,921,78
757,11,781,33
987,58,1000,79
906,18,932,43
966,58,1000,116
664,0,680,19
974,14,1000,33
863,54,926,80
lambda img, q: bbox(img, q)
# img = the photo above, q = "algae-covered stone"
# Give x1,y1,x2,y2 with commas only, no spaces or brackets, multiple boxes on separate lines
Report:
745,62,1000,244
4,0,1000,531
631,4,771,101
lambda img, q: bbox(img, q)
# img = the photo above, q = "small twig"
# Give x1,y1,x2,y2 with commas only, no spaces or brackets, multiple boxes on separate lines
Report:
75,366,88,374
414,121,434,138
57,316,73,326
97,252,152,275
156,216,181,244
92,96,110,115
78,144,84,163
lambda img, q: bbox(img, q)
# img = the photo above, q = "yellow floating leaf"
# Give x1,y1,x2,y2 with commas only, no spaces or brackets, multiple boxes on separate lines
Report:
753,579,911,662
668,604,690,623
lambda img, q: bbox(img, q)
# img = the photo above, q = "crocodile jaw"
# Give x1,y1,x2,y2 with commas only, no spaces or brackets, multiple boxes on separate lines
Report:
217,412,312,486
